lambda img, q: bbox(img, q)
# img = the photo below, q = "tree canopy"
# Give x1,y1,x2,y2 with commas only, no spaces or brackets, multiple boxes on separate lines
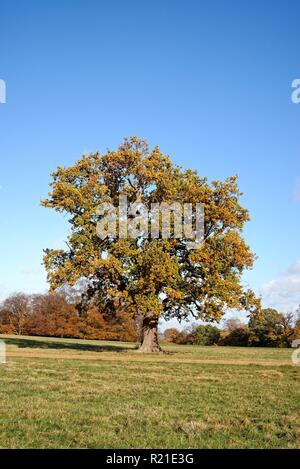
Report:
42,137,260,351
248,308,294,347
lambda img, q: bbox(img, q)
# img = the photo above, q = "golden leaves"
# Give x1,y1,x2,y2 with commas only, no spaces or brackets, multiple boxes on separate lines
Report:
42,137,260,322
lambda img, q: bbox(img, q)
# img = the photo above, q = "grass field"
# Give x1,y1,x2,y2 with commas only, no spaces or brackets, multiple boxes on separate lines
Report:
0,334,299,449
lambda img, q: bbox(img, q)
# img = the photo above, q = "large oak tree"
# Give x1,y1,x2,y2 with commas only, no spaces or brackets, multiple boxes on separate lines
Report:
42,137,260,352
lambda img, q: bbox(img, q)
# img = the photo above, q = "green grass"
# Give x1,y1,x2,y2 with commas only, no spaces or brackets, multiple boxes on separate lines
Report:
0,334,299,448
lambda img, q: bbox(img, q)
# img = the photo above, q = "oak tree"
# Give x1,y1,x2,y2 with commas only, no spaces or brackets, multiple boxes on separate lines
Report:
42,137,260,352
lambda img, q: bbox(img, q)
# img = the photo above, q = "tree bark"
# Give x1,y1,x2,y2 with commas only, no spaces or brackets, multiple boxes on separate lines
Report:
138,316,162,352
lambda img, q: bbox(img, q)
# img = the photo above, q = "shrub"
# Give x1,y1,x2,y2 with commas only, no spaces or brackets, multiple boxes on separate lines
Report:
193,324,220,345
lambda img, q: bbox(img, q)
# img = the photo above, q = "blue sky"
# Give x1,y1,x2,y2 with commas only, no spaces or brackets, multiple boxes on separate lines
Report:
0,0,300,323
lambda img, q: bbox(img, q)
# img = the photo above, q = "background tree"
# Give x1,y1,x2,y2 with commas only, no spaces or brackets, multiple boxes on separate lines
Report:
248,308,294,347
175,328,195,345
0,291,138,341
192,324,220,345
221,327,249,346
224,317,243,333
29,292,74,337
163,327,181,343
0,293,31,335
219,317,249,346
292,305,300,341
42,137,260,352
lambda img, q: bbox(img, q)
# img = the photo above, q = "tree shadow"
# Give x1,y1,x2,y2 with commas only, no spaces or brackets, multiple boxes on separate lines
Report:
3,336,135,353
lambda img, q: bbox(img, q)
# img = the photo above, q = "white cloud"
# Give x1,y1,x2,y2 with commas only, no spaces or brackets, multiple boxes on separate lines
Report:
286,260,300,275
260,260,300,312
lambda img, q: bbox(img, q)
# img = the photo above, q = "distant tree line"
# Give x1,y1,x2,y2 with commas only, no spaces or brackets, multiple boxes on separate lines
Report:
162,308,300,347
0,290,139,342
1,292,299,349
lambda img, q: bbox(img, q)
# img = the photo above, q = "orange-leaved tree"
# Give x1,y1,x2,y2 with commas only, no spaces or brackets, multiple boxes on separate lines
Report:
42,137,260,352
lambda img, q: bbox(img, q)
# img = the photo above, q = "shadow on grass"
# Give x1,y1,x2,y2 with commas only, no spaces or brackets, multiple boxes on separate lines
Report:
3,337,135,353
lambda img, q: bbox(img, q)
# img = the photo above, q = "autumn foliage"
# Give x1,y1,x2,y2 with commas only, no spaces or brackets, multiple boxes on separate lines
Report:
163,308,300,347
0,292,138,341
41,137,261,352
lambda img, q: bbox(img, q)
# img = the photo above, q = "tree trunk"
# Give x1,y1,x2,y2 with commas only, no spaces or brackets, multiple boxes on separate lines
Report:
138,316,162,353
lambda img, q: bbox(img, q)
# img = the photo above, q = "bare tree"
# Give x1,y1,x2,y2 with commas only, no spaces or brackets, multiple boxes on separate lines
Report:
0,293,31,335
